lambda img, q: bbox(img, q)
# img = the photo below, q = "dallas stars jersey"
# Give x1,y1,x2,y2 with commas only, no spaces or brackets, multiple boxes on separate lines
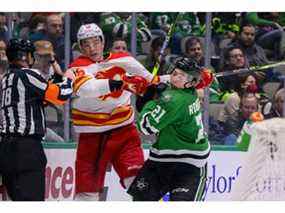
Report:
137,86,210,168
236,120,253,152
150,12,204,37
100,13,152,52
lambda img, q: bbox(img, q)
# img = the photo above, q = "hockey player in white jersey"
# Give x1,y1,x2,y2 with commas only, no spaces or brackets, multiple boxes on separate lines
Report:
67,23,169,201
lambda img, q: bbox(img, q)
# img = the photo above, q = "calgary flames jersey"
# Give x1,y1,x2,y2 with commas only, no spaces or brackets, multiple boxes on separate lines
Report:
70,52,170,133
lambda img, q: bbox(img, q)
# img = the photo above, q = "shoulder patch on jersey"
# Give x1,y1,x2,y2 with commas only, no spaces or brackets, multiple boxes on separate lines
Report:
160,91,172,103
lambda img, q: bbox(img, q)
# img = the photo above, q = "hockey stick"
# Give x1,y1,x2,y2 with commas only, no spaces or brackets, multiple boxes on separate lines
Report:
215,61,285,78
152,13,183,76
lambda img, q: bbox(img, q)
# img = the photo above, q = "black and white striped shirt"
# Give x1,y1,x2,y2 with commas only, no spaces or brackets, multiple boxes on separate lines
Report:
0,65,72,137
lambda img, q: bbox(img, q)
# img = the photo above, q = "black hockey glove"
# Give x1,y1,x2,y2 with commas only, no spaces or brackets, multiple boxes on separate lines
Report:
51,72,64,84
109,79,124,92
135,83,168,112
155,82,168,96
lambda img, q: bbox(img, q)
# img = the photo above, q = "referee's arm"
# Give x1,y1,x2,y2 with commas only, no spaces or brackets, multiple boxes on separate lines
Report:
23,69,73,105
44,77,73,105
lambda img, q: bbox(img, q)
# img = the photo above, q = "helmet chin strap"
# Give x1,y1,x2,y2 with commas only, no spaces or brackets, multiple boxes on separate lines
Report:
27,52,35,68
184,82,192,89
184,78,200,89
184,74,200,89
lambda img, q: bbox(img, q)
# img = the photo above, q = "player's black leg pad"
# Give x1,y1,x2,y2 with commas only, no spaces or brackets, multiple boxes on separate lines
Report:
127,160,167,201
169,163,206,201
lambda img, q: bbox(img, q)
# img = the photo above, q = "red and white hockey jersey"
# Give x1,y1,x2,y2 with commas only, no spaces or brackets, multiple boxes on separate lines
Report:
70,52,170,133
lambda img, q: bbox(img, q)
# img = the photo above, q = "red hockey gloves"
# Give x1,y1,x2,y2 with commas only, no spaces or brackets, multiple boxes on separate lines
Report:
122,75,149,95
195,68,214,89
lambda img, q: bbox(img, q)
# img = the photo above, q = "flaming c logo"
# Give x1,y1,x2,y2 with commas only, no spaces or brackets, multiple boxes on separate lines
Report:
95,66,126,100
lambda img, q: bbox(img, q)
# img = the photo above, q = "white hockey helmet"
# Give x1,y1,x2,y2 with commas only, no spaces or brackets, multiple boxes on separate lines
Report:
77,23,104,47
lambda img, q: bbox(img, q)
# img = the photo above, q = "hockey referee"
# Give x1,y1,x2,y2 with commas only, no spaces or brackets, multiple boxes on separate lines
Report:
0,38,73,201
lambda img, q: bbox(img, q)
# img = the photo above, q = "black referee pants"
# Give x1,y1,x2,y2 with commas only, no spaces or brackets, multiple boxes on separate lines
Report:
0,134,47,201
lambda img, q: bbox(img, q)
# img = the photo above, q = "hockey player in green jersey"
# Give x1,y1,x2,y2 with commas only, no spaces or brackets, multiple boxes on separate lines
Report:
127,57,213,201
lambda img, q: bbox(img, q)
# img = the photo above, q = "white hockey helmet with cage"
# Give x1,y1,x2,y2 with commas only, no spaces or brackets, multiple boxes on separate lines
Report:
77,23,104,47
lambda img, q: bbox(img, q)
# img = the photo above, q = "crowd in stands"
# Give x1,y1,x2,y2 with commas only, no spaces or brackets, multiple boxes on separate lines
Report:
1,12,285,145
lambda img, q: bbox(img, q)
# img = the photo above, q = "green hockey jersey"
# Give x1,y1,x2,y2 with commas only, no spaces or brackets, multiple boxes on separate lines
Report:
236,120,254,152
100,13,152,53
150,12,204,37
137,86,211,168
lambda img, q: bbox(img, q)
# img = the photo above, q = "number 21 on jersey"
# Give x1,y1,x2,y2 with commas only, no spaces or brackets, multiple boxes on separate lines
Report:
151,105,166,123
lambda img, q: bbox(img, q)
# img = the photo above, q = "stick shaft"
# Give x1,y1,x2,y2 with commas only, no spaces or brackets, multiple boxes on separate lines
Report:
152,13,182,76
215,61,285,78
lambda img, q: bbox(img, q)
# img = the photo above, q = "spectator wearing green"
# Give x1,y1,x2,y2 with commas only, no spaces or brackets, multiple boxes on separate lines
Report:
150,13,204,55
173,13,204,55
150,12,174,34
100,12,152,54
140,36,172,75
201,13,241,55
